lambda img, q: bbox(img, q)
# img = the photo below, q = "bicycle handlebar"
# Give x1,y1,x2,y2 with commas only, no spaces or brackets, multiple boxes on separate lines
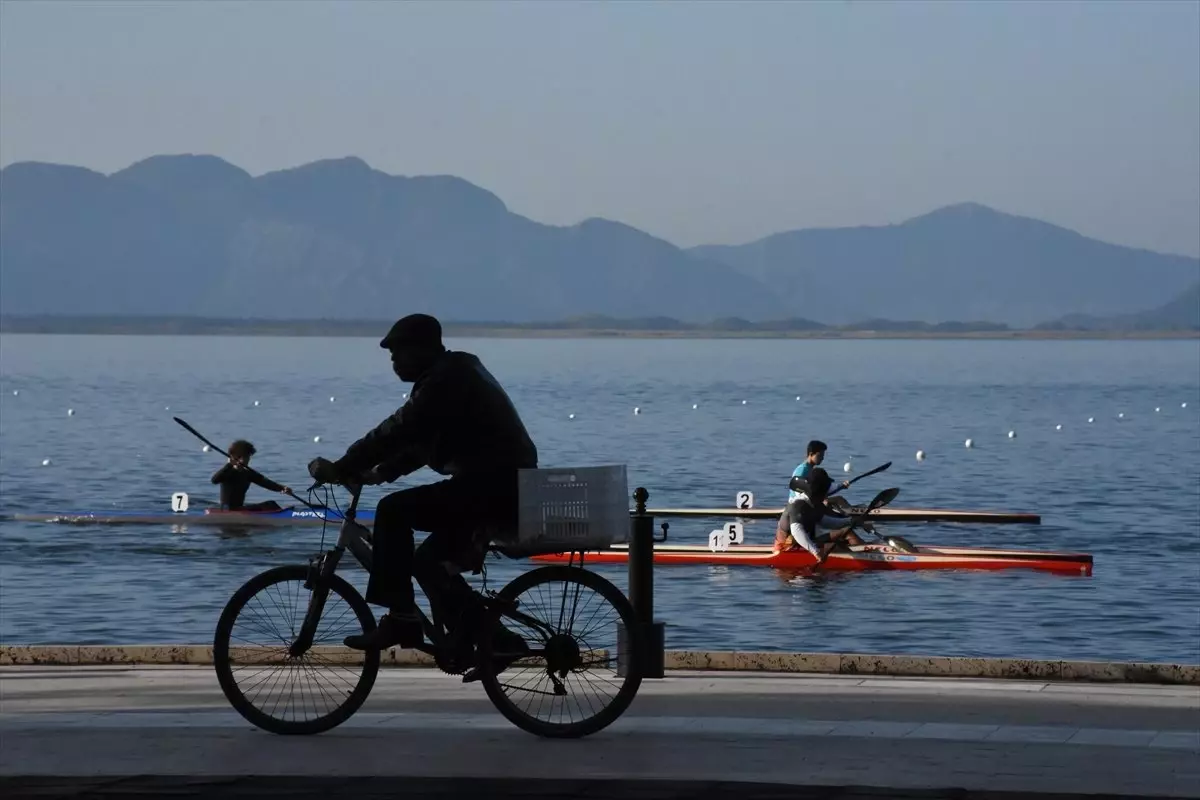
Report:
307,457,366,516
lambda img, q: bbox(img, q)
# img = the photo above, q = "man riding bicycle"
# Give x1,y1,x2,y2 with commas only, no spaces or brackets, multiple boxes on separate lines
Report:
308,313,538,658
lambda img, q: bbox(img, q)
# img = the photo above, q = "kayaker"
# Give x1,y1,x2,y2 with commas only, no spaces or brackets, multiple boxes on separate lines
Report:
307,313,535,674
789,440,850,502
776,466,865,564
210,440,294,511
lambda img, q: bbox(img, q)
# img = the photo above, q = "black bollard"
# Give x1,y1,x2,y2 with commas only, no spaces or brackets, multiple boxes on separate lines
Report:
619,486,664,679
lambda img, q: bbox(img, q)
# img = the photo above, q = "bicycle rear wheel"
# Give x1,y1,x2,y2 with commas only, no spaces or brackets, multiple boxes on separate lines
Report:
213,564,380,735
478,565,643,738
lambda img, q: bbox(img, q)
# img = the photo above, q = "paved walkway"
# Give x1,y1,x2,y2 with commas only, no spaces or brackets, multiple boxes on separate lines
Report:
1,666,1197,798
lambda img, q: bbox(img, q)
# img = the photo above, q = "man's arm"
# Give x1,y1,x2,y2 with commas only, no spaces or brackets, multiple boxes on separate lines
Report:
248,469,285,493
211,464,234,484
332,405,415,477
372,452,425,483
331,368,457,477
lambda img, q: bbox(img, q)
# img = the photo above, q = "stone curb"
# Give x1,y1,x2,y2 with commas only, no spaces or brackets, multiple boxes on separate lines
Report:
1,645,1195,685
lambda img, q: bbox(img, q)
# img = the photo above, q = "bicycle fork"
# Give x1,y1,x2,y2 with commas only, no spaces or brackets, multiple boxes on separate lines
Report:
289,547,345,657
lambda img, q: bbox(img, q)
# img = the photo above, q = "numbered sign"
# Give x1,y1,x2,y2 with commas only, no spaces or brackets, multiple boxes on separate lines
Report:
170,492,189,513
708,528,728,552
735,490,754,510
708,522,745,552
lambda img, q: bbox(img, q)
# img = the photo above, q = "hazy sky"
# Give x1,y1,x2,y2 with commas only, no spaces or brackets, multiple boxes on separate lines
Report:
2,0,1198,256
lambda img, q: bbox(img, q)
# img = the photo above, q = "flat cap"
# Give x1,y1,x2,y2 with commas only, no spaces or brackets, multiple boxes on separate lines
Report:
380,313,443,349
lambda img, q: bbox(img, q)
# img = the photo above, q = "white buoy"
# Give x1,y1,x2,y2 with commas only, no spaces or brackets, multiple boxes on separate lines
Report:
253,400,260,407
964,439,974,448
202,445,210,453
1007,430,1016,439
1117,412,1124,419
1155,407,1161,413
41,458,51,466
165,406,170,411
1055,424,1062,431
1183,402,1189,408
313,436,321,443
330,396,336,402
741,400,747,405
633,407,641,415
843,462,852,473
915,450,925,461
692,403,698,410
12,390,18,396
568,413,575,420
403,393,408,400
795,396,801,401
1088,417,1095,423
67,409,74,416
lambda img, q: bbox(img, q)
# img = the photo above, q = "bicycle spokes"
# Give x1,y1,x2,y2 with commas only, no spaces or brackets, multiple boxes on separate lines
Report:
490,573,628,728
220,572,375,730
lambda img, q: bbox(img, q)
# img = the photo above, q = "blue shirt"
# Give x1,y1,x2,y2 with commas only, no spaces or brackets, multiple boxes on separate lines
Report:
788,462,814,502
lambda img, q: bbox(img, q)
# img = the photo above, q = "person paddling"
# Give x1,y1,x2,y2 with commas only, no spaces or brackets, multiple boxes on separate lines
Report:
789,440,850,503
211,440,294,511
776,467,865,565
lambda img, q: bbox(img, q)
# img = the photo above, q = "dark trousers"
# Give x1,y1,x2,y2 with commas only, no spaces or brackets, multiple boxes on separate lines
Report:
366,470,520,626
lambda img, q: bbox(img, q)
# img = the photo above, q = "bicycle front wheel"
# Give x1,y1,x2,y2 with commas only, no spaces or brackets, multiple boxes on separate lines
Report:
479,565,643,738
212,564,380,735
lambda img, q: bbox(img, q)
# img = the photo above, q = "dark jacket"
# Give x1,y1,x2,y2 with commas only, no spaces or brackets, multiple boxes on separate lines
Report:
333,350,538,481
211,463,284,510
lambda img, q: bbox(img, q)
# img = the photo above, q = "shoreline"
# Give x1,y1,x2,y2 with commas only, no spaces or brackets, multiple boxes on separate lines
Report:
2,645,1195,684
2,324,1197,341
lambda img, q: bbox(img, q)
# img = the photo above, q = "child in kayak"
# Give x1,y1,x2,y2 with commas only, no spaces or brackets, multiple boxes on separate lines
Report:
776,467,865,564
211,439,293,511
789,440,850,502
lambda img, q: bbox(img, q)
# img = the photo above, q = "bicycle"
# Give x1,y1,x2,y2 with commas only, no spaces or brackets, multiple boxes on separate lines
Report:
212,462,643,739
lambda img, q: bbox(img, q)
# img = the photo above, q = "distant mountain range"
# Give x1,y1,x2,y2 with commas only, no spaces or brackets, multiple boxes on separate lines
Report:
1036,281,1199,331
691,203,1199,328
1,154,1197,327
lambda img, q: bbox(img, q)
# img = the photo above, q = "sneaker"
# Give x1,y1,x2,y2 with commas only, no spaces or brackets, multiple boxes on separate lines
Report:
344,611,424,651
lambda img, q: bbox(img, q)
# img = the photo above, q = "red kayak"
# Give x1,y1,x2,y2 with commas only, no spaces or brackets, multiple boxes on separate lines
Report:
531,541,1093,576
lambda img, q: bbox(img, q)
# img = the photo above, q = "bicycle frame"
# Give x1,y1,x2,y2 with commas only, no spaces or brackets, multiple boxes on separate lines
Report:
288,480,565,662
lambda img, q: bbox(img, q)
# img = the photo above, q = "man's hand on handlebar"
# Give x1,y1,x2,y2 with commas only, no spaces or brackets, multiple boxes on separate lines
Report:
307,456,342,485
306,456,376,496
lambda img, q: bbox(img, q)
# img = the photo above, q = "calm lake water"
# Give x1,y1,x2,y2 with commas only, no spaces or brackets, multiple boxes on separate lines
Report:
1,334,1198,664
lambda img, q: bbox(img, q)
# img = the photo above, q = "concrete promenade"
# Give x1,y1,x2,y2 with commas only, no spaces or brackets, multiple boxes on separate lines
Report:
2,663,1198,799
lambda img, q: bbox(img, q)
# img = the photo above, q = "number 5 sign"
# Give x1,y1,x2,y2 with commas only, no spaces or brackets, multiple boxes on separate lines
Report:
708,522,745,552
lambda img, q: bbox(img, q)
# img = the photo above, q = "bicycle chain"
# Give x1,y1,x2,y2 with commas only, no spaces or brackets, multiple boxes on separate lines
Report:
434,637,477,676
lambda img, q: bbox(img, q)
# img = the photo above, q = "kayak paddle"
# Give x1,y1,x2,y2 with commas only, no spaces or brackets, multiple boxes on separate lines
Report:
841,487,917,553
173,416,298,501
829,460,892,495
173,416,231,458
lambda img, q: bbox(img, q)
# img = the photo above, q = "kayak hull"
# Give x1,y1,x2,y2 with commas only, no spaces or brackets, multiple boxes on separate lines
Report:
2,509,1090,574
531,542,1093,576
648,507,1041,525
